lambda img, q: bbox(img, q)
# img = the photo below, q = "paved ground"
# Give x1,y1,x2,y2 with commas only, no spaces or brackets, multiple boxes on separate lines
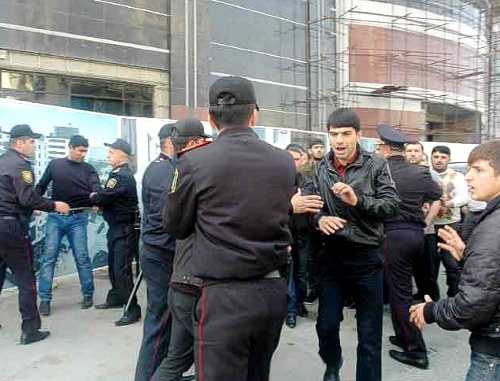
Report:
0,269,470,381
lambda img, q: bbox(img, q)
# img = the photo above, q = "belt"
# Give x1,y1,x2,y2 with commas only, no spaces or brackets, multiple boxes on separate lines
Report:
263,270,281,279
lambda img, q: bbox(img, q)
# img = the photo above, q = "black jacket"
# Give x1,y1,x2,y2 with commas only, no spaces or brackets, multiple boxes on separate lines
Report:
291,171,314,237
0,149,55,227
386,156,442,228
91,163,138,225
424,196,500,356
163,126,296,281
310,148,399,247
141,153,176,255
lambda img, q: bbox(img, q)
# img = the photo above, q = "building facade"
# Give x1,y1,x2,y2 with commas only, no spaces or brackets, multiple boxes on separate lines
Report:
0,0,488,140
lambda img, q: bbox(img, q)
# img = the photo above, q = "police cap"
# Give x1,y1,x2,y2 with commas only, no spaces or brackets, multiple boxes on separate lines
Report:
158,123,176,140
104,138,132,155
377,124,414,149
8,124,42,139
172,119,210,138
209,76,259,110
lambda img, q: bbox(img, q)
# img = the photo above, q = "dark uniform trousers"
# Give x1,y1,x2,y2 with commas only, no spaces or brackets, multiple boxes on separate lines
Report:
0,255,6,292
435,222,462,297
152,288,197,381
194,278,287,381
0,218,41,333
385,227,427,353
413,232,440,301
105,223,139,312
135,247,173,381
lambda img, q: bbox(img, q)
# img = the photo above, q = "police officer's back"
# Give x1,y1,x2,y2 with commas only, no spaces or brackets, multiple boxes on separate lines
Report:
163,76,295,381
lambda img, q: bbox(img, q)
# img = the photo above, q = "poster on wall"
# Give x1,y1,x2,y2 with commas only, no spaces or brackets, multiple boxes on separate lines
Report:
0,99,119,288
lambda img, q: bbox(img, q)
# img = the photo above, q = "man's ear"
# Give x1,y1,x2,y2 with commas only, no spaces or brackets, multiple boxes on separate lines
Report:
248,108,259,127
209,115,221,134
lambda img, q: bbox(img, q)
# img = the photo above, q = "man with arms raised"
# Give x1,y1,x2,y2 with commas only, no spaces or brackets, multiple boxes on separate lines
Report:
411,141,500,380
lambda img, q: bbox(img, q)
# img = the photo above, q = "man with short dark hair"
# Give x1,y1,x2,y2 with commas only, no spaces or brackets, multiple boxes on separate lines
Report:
0,124,70,344
431,145,469,297
310,138,325,162
36,135,101,315
405,142,425,165
163,76,295,381
410,140,500,381
311,108,399,381
91,139,141,326
377,125,442,369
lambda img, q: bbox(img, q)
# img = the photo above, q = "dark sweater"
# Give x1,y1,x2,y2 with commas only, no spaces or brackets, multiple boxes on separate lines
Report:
36,158,101,208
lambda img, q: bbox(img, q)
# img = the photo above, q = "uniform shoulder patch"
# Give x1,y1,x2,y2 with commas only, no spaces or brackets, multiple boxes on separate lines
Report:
106,178,118,188
112,168,121,173
171,168,179,193
22,170,33,184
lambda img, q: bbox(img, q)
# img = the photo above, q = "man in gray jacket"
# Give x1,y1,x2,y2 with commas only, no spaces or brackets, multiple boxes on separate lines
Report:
410,140,500,381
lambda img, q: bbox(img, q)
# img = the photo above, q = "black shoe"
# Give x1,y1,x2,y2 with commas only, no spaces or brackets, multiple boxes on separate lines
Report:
114,312,141,326
285,315,296,328
389,350,429,369
95,302,122,310
39,301,51,316
180,376,195,381
20,330,50,345
389,335,403,349
323,358,342,381
305,289,319,304
297,303,308,317
80,296,93,309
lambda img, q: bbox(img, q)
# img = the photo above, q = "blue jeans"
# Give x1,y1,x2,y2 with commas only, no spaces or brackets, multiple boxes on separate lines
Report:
316,247,384,381
38,212,94,301
466,352,500,381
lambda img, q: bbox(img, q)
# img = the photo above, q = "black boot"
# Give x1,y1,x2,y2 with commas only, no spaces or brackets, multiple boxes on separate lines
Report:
39,301,51,316
389,350,429,369
20,330,50,345
389,335,403,349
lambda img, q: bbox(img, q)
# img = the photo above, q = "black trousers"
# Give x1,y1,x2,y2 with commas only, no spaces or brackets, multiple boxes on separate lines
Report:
194,278,287,381
414,233,440,300
385,227,426,353
0,255,6,292
135,247,173,381
105,223,139,313
0,218,41,333
152,289,197,381
435,223,463,297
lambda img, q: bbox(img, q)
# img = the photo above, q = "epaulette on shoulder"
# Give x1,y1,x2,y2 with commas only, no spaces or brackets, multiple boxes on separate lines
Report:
112,168,121,173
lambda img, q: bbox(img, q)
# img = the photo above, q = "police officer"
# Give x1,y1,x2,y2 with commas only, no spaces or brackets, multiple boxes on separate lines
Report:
377,125,442,369
163,76,295,381
0,124,70,344
134,123,178,381
91,138,141,326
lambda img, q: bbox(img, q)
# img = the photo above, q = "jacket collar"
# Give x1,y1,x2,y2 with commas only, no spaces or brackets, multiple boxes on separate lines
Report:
478,195,500,224
324,145,370,171
217,126,257,138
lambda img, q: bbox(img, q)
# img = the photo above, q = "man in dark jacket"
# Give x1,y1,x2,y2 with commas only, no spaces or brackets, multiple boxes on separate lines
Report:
91,139,141,326
311,109,399,381
376,125,442,369
134,123,177,381
0,124,70,344
410,140,500,381
163,76,295,381
151,119,210,381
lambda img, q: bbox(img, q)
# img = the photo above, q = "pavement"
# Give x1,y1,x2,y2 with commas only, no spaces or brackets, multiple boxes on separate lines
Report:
0,269,470,381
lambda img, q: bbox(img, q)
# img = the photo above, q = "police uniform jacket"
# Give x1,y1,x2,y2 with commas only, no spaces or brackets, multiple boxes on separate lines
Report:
91,163,138,225
386,155,442,228
163,126,296,281
0,148,55,227
141,152,176,255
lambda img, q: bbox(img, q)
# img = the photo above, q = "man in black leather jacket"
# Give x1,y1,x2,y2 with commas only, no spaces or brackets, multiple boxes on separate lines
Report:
411,140,500,381
310,108,399,381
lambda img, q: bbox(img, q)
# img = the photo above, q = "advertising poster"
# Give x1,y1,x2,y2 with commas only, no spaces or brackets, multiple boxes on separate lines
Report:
0,99,119,287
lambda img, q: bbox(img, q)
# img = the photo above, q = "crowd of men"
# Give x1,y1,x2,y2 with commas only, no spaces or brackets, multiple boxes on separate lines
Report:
0,75,499,381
